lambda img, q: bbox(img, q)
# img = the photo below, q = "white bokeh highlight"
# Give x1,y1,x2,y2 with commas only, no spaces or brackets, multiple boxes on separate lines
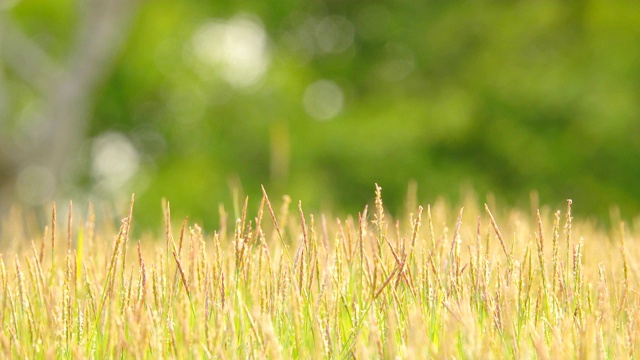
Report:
303,80,344,121
91,132,140,193
192,14,269,89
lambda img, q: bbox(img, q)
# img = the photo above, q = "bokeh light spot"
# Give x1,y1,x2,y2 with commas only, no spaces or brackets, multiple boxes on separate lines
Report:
315,16,355,54
376,44,415,82
192,14,269,89
287,15,355,59
303,80,344,121
91,132,140,193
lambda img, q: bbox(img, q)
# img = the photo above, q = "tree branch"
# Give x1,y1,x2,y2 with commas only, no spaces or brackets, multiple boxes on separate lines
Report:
0,0,143,217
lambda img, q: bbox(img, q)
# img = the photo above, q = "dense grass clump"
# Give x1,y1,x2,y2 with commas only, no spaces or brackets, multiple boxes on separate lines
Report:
0,186,639,358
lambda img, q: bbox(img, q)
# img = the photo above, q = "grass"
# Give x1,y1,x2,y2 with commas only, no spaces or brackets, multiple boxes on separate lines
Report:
0,185,639,358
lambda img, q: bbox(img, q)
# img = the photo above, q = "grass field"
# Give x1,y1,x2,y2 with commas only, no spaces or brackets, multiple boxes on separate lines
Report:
0,185,639,358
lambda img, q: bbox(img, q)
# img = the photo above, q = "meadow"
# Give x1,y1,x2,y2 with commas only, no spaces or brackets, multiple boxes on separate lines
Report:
1,185,639,359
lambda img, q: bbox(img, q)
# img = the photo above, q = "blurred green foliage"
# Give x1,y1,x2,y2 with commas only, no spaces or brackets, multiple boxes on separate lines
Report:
4,0,640,229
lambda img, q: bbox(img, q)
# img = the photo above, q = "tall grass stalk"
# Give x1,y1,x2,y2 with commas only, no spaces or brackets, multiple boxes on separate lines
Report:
0,187,639,358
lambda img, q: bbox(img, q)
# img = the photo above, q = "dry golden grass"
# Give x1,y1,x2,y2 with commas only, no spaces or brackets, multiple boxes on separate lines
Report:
1,186,639,359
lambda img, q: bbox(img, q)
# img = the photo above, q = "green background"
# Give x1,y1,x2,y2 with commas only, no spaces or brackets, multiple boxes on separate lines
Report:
2,0,640,230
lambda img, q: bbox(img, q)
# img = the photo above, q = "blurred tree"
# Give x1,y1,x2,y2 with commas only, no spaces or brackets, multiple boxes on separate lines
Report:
0,0,141,216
